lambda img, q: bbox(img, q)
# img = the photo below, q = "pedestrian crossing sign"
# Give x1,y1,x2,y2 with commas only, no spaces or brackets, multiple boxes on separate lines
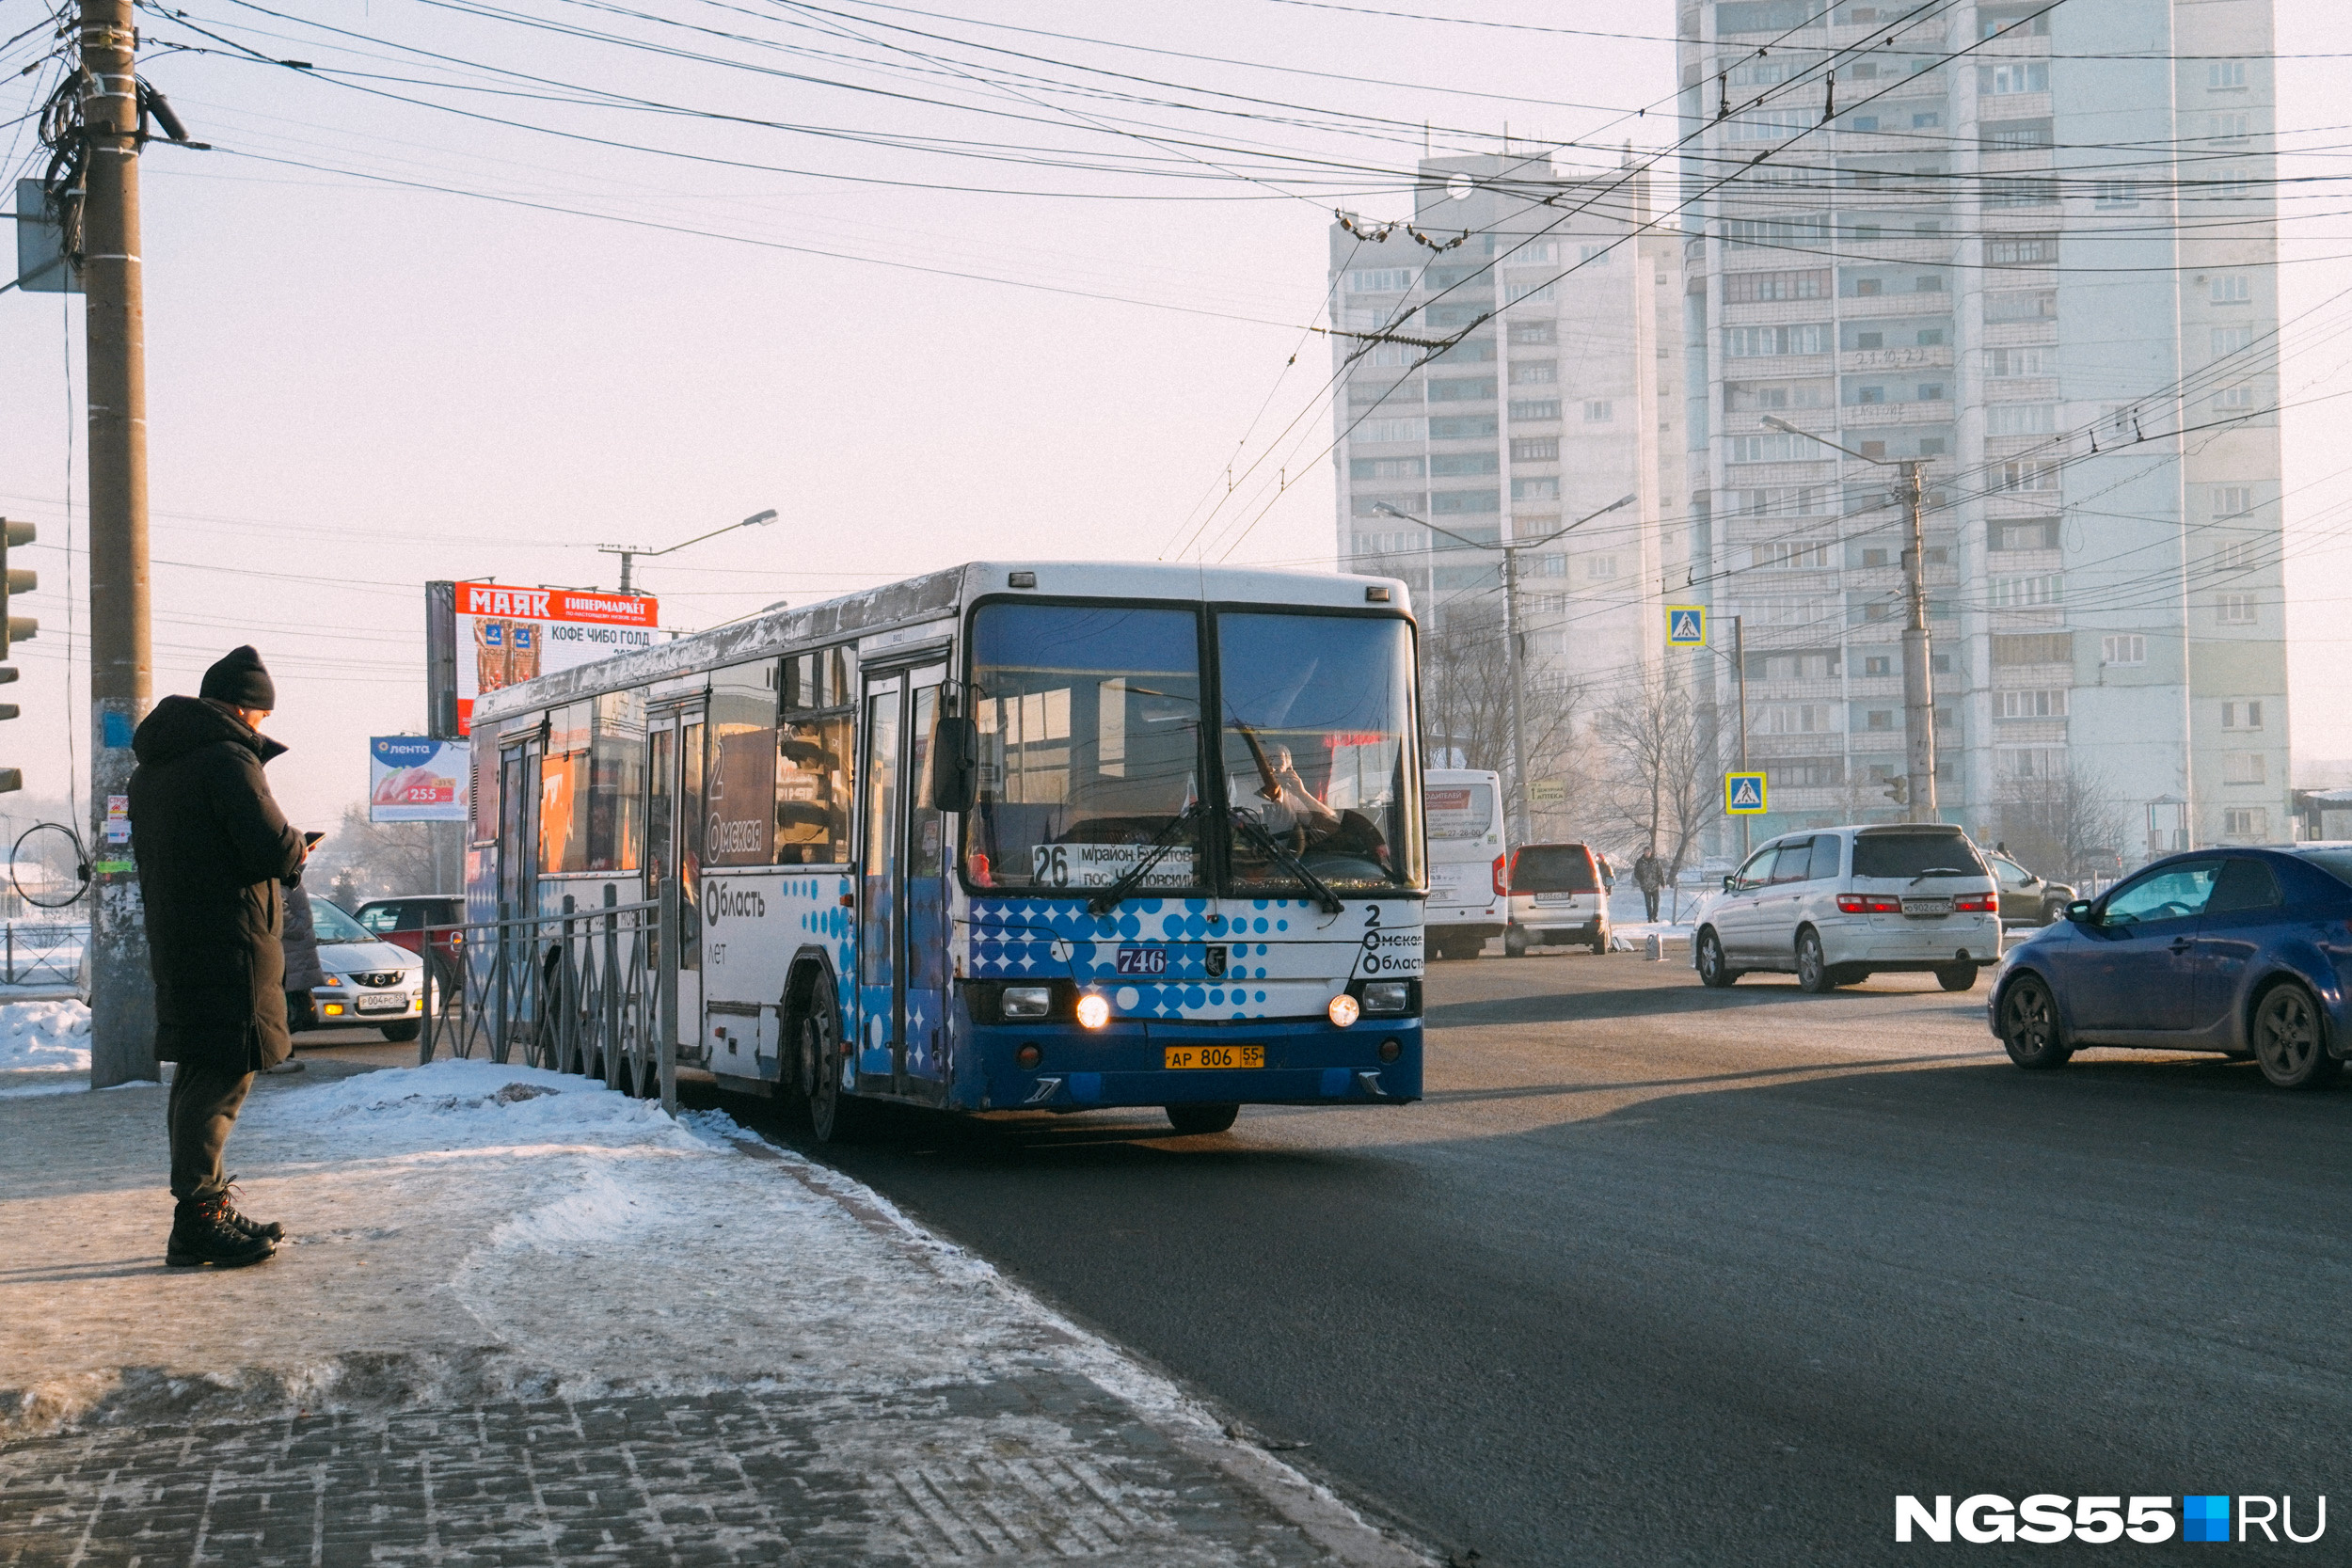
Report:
1667,606,1707,647
1724,771,1768,815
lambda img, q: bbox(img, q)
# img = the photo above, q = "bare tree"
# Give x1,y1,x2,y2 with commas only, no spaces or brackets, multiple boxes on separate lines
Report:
1595,676,1722,895
1997,762,2131,882
309,803,438,910
1419,603,1584,832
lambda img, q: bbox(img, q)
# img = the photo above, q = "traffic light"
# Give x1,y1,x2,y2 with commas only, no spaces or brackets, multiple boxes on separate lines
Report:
0,519,33,794
1883,774,1908,806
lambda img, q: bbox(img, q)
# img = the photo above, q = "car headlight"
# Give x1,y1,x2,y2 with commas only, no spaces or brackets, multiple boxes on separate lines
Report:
1002,985,1053,1020
1362,981,1410,1014
1076,993,1111,1029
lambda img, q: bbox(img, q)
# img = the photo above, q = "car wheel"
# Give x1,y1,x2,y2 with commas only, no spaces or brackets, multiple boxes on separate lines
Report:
1503,927,1529,958
379,1021,421,1042
1937,963,1979,992
2251,981,2342,1090
1794,928,1836,993
1167,1102,1240,1135
1997,974,2072,1069
1695,928,1740,989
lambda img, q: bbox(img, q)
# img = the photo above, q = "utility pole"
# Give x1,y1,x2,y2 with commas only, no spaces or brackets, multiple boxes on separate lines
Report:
1499,544,1531,844
81,0,156,1088
1731,613,1751,859
1897,459,1936,823
1762,417,1937,825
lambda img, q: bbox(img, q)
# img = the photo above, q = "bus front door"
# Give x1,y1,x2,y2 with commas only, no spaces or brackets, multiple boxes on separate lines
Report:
646,704,706,1052
857,662,950,1098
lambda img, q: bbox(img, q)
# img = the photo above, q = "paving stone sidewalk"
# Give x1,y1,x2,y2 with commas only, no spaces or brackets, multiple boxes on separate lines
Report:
0,1058,1424,1567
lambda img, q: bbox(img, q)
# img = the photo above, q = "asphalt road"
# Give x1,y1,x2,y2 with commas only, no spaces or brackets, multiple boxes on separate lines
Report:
708,953,2352,1565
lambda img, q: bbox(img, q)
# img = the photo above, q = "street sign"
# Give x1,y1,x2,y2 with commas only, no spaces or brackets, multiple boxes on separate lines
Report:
1724,771,1768,815
1667,606,1706,647
1530,779,1566,806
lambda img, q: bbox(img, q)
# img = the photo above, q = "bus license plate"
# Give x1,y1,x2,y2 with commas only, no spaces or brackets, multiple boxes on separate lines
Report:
1164,1045,1263,1069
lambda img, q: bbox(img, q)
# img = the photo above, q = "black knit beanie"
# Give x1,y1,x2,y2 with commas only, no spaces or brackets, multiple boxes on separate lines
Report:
199,645,277,710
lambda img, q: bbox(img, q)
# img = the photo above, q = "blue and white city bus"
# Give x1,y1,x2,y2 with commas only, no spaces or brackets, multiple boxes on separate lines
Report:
462,561,1427,1140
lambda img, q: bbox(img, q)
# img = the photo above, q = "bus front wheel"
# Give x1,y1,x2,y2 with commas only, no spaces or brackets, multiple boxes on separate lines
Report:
802,993,870,1144
1167,1102,1239,1135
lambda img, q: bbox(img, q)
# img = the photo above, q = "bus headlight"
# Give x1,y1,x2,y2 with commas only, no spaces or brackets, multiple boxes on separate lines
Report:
1361,982,1410,1014
1076,993,1111,1029
1327,993,1360,1028
1002,986,1053,1020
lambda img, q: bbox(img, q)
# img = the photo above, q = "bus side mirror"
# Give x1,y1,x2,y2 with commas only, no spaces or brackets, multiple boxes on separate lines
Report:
933,715,979,814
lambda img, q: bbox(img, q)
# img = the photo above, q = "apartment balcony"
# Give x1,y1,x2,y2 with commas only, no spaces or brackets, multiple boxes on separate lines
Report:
1979,91,2053,121
1837,237,1960,265
1980,149,2058,177
1722,298,1845,327
1717,353,1835,382
1841,344,1954,373
1840,399,1955,427
1981,320,2058,350
1983,377,2059,404
1836,289,1957,318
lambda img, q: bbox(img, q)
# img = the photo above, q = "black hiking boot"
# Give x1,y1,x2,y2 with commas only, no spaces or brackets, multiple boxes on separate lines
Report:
219,1177,285,1243
167,1196,278,1268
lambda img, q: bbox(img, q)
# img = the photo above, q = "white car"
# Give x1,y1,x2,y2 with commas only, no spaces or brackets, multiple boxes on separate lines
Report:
1503,842,1612,956
1692,824,2001,993
297,898,428,1040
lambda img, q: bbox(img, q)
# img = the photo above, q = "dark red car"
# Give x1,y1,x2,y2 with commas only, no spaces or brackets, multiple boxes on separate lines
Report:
354,896,466,995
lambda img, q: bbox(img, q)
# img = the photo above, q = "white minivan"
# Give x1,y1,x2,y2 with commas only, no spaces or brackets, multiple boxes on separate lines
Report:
1423,768,1506,959
1692,823,2001,992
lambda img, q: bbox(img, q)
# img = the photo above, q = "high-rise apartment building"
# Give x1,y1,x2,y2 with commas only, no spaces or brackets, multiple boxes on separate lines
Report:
1328,154,1686,835
1677,0,2287,866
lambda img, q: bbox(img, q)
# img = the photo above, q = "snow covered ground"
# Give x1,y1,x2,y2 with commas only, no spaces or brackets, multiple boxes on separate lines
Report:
0,998,89,1074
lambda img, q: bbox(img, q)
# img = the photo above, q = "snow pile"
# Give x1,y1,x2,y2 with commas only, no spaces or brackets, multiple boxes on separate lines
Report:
0,998,91,1073
240,1056,685,1154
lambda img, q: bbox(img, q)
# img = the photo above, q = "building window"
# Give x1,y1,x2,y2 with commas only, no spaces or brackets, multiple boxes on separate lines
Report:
1584,555,1618,580
1993,520,2060,552
2209,112,2250,144
1578,243,1613,263
2222,700,2265,730
1510,436,1559,462
2092,180,2140,208
1985,291,2057,322
1508,399,1561,422
1511,476,1561,500
2217,593,2259,625
1427,377,1497,403
2102,634,2147,667
1988,235,2057,266
1354,418,1422,444
1724,269,1829,303
1430,451,1499,476
2209,59,2249,90
1995,689,2069,720
1725,324,1833,357
2217,540,2256,572
1762,704,1835,736
1990,573,2064,609
2212,326,2255,356
1431,489,1502,515
2213,385,2258,410
1350,457,1424,481
1864,656,1892,675
1914,112,1940,128
1986,347,2057,378
1430,415,1498,439
1505,280,1555,305
1582,400,1614,422
1347,268,1414,293
1727,432,1824,463
2223,752,2268,785
1751,541,1832,570
1997,461,2060,494
2214,485,2254,516
1509,360,1558,385
1350,493,1425,516
1856,385,1886,405
2211,274,2251,304
1508,320,1557,345
1866,709,1894,730
1532,552,1566,578
2223,807,2269,837
1917,383,1946,402
1979,62,2050,95
1987,404,2057,436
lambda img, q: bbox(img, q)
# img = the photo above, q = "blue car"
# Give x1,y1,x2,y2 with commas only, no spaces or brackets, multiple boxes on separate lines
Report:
1988,846,2352,1089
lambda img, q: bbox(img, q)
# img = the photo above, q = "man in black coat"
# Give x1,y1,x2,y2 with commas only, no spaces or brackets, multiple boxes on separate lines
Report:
130,645,309,1268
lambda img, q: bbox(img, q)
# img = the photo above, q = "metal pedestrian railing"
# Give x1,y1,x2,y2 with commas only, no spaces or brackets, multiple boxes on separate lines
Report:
1,921,87,988
419,881,680,1114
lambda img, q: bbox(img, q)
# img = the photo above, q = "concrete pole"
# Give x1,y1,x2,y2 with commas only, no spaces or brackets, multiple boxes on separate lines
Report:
1501,545,1531,846
81,0,156,1088
1899,461,1938,823
1732,614,1750,861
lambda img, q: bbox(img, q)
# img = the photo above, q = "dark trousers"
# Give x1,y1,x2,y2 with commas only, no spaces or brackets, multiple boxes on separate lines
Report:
1643,888,1661,921
167,1059,255,1204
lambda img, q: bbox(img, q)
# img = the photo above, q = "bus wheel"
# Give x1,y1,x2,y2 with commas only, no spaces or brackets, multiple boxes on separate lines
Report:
803,994,869,1144
1167,1103,1239,1135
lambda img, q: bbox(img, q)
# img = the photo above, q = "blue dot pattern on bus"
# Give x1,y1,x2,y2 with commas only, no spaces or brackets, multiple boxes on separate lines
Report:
966,896,1349,1020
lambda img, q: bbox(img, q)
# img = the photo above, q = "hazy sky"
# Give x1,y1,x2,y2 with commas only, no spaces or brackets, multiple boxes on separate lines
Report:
3,0,2350,834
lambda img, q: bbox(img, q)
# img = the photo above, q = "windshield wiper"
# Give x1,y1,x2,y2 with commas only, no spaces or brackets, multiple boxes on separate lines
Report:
1087,803,1202,914
1909,866,1974,884
1230,810,1345,914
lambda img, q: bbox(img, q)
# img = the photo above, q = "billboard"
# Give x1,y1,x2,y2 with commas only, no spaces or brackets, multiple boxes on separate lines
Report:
370,736,470,823
431,582,660,736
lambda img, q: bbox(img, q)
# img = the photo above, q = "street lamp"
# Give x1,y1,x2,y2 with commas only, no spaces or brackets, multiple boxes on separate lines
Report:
1760,415,1936,824
598,508,780,594
1375,492,1637,842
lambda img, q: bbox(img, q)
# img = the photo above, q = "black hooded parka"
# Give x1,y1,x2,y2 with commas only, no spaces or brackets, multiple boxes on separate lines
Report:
129,695,309,1070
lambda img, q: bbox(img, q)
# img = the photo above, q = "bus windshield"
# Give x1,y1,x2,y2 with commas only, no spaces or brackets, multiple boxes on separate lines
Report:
965,603,1204,891
1217,612,1421,893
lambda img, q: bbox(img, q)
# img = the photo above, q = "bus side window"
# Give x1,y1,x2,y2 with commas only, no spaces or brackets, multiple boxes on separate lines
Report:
776,644,855,865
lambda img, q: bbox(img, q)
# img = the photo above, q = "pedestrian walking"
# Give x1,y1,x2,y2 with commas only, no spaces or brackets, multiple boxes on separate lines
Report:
130,646,309,1268
1633,846,1666,924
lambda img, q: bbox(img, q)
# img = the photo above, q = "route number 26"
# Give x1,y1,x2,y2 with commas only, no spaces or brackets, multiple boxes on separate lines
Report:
1032,845,1070,887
